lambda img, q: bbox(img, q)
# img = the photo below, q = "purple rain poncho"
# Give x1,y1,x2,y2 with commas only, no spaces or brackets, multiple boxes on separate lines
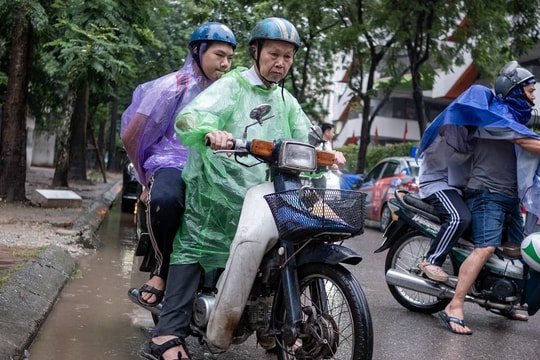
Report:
170,67,312,270
120,52,213,185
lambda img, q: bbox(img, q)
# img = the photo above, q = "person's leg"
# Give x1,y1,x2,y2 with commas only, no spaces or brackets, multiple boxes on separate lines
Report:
501,196,528,320
145,263,202,360
504,197,524,246
421,190,471,281
442,189,503,333
443,246,494,333
140,168,185,305
311,174,326,188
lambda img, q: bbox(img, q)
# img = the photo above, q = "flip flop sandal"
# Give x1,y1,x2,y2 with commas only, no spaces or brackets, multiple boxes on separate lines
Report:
140,337,191,360
490,309,529,321
137,284,164,307
438,311,473,335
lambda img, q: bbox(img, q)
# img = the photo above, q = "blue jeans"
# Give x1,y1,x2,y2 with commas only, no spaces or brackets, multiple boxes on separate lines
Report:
464,189,523,247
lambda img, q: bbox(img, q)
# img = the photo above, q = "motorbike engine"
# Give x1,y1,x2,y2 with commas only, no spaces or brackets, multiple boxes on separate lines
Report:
244,296,273,327
192,293,215,328
478,274,519,303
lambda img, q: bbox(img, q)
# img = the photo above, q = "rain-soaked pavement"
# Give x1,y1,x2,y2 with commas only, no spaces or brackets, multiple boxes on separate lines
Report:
28,203,540,359
27,202,272,359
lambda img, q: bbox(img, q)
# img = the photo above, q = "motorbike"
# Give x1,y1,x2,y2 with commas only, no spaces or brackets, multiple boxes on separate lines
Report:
375,188,533,317
128,104,374,359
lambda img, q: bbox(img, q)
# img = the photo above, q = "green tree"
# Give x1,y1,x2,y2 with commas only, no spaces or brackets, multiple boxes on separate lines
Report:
0,0,48,201
335,0,540,174
43,0,153,186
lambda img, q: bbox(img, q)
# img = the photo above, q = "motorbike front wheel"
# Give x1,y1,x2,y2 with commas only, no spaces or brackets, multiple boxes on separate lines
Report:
385,232,457,313
273,263,373,360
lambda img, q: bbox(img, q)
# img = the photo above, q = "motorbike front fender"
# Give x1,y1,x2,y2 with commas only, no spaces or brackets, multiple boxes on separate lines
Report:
374,220,408,253
296,242,362,266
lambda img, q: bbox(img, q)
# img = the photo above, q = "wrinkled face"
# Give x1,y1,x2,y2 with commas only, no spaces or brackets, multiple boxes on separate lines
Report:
252,40,295,86
201,42,234,81
523,83,536,105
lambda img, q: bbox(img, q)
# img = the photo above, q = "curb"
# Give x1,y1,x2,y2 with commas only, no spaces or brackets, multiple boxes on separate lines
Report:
0,179,122,360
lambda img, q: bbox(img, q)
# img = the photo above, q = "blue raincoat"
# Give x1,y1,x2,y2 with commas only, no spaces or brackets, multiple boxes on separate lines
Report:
417,85,540,218
418,84,540,315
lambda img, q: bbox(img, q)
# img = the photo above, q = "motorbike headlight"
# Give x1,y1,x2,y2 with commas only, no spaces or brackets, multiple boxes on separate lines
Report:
278,141,317,172
127,163,136,176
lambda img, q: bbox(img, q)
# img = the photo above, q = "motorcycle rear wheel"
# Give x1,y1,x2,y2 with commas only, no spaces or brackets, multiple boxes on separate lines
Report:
273,263,373,360
385,232,457,313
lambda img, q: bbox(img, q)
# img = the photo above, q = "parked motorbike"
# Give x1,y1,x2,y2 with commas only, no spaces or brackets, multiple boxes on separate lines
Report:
375,189,532,317
129,104,373,359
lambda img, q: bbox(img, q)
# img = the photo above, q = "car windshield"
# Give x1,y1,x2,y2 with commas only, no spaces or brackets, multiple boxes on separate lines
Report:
406,159,421,177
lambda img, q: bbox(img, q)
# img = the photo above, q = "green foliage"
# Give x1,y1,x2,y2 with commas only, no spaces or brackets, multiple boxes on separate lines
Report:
336,142,418,174
2,0,540,168
335,145,358,174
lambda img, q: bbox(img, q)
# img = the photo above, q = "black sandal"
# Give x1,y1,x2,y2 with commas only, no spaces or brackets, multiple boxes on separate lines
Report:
140,337,191,360
137,283,165,307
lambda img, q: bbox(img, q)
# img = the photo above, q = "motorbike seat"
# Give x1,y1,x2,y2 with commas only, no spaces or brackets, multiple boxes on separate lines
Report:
400,191,441,224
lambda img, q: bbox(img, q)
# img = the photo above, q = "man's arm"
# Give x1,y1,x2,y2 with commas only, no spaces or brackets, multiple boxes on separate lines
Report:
121,112,147,165
512,137,540,155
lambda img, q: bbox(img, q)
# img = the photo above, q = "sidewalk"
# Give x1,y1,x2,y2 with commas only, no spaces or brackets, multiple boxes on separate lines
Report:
0,166,122,360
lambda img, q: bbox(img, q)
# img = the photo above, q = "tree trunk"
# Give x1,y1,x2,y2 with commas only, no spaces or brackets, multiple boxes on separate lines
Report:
69,84,89,181
0,10,33,202
52,89,76,187
356,97,372,174
107,97,119,171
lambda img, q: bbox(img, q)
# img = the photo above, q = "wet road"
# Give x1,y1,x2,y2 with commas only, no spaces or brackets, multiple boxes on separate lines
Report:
28,203,540,359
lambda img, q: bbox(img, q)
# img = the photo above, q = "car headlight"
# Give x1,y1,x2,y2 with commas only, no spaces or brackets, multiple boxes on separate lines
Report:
278,140,317,172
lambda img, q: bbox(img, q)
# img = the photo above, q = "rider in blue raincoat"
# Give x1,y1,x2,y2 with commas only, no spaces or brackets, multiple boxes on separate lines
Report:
417,61,540,334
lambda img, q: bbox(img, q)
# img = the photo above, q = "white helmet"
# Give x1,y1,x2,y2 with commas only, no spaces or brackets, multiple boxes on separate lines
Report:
521,232,540,272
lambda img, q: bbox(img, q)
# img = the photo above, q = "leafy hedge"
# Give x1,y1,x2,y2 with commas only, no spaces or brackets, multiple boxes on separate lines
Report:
336,142,419,174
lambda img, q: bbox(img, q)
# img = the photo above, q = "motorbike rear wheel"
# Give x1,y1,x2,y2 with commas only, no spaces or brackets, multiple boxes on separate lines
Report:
385,232,457,313
273,263,373,360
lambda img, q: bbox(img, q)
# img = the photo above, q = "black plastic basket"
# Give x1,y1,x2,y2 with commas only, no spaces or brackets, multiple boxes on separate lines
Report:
264,188,366,242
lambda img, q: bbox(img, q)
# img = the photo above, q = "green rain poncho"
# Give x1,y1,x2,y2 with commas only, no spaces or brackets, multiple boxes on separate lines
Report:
171,67,312,270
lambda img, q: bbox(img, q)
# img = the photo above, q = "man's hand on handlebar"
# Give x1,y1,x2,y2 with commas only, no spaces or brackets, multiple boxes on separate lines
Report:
205,130,235,151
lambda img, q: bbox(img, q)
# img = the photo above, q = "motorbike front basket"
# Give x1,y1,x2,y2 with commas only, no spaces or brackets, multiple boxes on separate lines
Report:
264,189,366,242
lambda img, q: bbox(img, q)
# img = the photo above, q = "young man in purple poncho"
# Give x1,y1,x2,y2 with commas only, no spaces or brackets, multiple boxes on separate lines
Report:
120,22,236,307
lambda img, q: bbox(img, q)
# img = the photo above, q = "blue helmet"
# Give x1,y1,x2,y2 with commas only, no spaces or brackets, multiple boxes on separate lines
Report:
189,22,237,49
495,60,536,98
249,17,300,50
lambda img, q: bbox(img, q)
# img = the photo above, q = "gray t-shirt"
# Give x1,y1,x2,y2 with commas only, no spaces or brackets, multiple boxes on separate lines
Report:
467,128,518,198
419,125,474,198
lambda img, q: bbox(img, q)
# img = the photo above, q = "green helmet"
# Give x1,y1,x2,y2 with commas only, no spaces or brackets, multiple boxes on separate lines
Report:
249,17,300,49
495,60,536,98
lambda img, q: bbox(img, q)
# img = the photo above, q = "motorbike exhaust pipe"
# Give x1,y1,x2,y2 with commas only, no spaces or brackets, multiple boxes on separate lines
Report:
386,269,455,299
386,269,530,312
128,288,162,316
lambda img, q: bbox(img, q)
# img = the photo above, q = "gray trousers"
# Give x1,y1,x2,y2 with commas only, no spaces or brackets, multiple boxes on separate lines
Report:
151,263,202,339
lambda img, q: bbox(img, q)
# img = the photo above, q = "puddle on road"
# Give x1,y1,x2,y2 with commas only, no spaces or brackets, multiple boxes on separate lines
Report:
27,204,275,360
27,205,154,359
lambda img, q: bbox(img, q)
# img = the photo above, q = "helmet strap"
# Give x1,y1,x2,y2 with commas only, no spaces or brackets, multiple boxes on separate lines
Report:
191,43,210,80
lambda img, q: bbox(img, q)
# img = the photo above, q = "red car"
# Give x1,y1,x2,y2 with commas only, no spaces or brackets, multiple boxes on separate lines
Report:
357,156,421,231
